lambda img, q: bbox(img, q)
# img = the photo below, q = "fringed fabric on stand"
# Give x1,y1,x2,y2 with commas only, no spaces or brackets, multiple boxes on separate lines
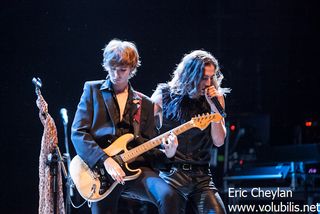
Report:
37,95,65,214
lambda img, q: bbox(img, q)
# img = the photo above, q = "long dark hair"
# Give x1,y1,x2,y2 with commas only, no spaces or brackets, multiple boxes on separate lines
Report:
160,50,230,120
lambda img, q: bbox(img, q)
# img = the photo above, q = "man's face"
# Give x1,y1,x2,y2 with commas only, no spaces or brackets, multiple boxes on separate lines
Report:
109,65,132,86
198,64,216,96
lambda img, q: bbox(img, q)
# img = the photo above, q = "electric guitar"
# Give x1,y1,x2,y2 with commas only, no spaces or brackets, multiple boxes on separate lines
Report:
69,113,222,202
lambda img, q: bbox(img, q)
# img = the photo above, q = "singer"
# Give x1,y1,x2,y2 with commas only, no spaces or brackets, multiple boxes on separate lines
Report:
151,50,231,214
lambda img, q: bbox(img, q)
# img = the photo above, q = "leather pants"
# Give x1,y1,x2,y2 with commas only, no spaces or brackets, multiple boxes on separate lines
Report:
160,167,227,214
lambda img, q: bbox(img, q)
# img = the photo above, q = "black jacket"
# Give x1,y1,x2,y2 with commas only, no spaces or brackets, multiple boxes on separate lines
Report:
71,78,168,169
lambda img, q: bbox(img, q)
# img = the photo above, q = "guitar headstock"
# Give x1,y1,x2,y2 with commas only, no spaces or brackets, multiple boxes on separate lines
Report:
191,113,223,130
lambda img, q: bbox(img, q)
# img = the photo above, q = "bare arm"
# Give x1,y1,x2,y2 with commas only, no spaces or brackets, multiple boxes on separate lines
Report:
151,88,178,157
151,88,163,128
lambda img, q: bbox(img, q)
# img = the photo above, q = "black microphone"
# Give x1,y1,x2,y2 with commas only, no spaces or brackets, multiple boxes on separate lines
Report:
206,84,227,118
211,97,227,118
60,108,68,125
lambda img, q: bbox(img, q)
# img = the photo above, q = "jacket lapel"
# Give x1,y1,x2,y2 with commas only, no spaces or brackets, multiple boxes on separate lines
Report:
99,79,142,136
130,89,143,138
130,89,142,123
100,79,117,133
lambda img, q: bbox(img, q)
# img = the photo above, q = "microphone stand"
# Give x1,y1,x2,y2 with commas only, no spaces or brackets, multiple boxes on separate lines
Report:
61,113,73,214
47,146,68,214
33,77,67,214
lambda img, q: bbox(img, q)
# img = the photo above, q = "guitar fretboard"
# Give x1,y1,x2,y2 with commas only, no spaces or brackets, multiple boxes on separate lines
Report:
120,121,194,162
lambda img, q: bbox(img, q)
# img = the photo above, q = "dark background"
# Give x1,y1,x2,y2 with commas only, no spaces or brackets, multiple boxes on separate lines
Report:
1,0,319,213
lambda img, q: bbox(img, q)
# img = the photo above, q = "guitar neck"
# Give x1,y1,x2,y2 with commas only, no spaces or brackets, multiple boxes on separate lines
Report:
120,121,194,162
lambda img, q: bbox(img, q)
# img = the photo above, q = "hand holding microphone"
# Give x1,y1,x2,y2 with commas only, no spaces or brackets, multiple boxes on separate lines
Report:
205,86,227,118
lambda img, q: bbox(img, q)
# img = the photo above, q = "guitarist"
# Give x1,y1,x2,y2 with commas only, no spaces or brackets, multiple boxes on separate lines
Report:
151,50,231,214
71,39,179,214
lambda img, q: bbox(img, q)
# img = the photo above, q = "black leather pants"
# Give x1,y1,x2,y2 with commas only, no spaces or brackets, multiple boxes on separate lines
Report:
160,167,227,214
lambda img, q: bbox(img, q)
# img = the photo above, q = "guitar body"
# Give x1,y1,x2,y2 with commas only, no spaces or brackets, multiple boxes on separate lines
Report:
69,133,142,202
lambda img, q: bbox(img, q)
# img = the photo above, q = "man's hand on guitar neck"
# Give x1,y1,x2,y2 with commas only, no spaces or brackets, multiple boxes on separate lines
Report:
103,157,126,184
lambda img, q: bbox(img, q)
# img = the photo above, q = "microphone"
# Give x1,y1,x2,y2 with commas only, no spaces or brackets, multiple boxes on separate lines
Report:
60,108,68,125
206,84,227,118
211,96,227,118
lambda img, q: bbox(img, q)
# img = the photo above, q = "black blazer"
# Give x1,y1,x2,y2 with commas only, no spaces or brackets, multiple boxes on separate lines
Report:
71,79,167,169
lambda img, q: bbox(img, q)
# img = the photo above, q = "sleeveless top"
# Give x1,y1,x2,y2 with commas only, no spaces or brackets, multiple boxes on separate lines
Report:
161,85,214,165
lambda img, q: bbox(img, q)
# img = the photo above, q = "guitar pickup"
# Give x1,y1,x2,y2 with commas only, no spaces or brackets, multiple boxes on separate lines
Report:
100,168,105,175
